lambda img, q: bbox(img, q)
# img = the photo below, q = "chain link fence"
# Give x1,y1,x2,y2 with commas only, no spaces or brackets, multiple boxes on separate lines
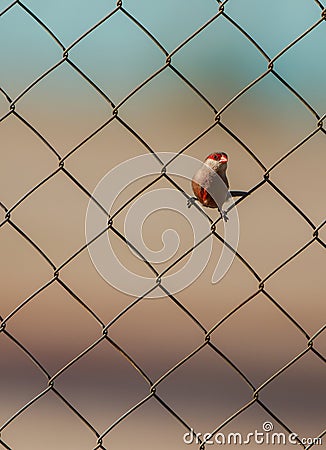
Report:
0,1,325,449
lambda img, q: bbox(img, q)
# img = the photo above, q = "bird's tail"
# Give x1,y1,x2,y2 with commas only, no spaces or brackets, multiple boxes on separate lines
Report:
230,190,248,197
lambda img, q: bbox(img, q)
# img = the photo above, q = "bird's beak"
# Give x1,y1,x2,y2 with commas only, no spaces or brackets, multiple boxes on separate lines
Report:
219,155,228,163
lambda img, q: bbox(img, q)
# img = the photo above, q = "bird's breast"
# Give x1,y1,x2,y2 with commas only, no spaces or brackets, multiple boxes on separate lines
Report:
192,166,229,209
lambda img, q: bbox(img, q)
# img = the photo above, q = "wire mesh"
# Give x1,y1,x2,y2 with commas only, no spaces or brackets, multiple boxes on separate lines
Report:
0,1,325,449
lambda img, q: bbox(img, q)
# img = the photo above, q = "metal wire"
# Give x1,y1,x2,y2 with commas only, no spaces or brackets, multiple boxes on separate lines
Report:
0,1,325,449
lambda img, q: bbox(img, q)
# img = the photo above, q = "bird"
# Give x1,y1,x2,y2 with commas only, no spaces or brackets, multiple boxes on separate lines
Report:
188,152,232,220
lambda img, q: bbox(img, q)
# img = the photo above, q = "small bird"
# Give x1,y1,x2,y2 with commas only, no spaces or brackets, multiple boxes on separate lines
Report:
188,152,230,220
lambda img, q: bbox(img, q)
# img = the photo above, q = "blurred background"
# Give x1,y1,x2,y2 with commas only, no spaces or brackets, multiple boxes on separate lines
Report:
0,0,325,449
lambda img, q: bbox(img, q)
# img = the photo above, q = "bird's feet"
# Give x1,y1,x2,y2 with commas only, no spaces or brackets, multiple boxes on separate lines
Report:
187,196,198,208
221,210,229,222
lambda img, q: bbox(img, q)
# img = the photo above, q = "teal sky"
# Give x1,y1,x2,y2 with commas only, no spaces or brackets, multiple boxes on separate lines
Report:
0,0,325,115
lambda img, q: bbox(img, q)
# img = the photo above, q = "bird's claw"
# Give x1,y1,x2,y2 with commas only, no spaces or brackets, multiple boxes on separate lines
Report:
221,210,229,222
187,197,197,208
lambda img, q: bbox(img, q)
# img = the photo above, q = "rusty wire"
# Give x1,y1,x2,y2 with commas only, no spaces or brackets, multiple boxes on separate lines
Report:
0,1,325,449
